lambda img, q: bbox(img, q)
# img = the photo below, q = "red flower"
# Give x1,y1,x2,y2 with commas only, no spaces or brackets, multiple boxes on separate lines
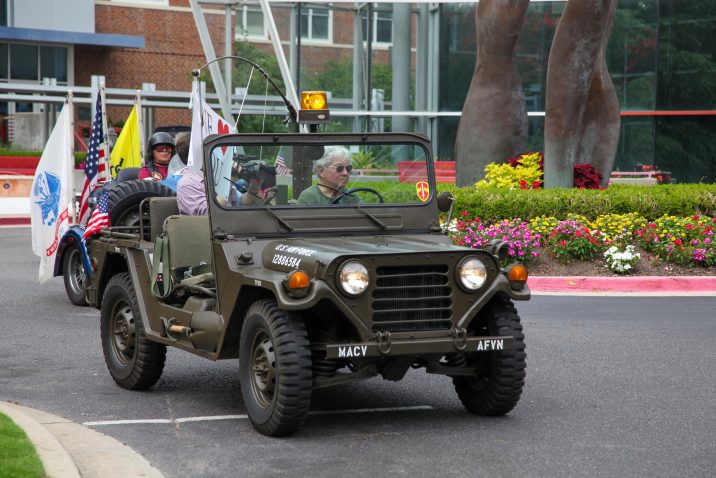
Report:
674,239,683,245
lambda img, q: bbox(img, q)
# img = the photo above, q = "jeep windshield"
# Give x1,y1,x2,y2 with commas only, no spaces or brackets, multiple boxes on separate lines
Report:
203,133,442,238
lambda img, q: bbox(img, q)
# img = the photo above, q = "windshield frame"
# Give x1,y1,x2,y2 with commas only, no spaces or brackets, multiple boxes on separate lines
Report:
202,132,440,238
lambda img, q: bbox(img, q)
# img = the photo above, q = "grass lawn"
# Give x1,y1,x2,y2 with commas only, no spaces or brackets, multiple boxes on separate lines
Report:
0,412,45,478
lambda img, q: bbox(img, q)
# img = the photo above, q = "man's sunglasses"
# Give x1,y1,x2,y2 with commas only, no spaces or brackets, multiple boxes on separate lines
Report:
153,145,173,153
326,165,353,173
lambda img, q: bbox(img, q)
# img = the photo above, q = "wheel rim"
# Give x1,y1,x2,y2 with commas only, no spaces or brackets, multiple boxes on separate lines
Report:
249,330,276,409
115,209,140,228
110,301,136,365
67,248,86,294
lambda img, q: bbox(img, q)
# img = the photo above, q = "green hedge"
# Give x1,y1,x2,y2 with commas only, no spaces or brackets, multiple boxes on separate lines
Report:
436,184,716,222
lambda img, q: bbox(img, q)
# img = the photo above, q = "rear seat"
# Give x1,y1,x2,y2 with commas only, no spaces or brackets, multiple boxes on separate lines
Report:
149,199,213,299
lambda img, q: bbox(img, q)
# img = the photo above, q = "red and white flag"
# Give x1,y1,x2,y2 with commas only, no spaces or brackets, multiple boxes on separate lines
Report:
275,149,292,176
187,81,236,199
82,189,110,240
78,96,105,225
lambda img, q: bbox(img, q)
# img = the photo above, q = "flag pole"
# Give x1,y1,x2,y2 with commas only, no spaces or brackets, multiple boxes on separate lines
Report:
99,83,111,182
66,91,76,223
135,91,145,166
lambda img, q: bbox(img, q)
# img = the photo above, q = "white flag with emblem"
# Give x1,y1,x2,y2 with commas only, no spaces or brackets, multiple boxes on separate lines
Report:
187,82,236,199
30,101,74,283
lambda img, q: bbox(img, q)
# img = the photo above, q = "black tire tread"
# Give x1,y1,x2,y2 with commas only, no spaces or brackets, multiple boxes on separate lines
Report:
62,244,88,306
454,293,526,416
240,299,312,437
101,272,167,390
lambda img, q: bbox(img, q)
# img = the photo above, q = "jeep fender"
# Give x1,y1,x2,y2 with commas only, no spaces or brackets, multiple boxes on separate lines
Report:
53,226,90,278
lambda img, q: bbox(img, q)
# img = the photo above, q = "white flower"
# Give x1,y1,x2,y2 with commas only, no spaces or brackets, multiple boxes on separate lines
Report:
604,244,640,275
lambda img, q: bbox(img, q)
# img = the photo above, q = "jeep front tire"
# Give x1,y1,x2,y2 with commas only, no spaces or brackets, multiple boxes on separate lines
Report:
453,293,526,416
239,300,312,437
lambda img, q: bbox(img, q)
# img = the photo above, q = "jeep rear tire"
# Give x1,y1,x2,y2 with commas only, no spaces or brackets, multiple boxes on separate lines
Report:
106,179,175,228
101,272,166,390
453,293,526,416
239,300,312,437
62,243,88,306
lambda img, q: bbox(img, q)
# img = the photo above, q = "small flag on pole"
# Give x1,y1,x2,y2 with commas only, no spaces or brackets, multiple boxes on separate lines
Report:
78,96,105,225
82,189,110,240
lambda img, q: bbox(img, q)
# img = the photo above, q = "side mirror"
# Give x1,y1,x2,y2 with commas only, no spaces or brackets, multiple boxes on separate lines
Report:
437,191,455,234
437,191,454,212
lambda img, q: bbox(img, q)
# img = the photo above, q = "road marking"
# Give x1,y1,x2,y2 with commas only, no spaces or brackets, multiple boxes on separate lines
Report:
82,405,433,427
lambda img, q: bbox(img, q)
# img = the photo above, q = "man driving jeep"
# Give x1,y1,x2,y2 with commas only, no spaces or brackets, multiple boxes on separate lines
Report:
297,146,360,205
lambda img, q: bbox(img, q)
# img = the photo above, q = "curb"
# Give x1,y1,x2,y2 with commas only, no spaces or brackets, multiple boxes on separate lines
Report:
0,402,80,478
529,275,716,294
1,401,165,478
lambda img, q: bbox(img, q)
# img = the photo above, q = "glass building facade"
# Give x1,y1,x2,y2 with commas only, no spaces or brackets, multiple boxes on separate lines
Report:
439,0,716,183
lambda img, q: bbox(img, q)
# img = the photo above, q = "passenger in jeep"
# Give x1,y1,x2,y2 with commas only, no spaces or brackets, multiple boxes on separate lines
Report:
297,146,360,205
139,132,175,181
176,164,263,215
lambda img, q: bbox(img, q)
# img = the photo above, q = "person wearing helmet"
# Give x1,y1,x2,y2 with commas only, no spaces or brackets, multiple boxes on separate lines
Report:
139,131,175,181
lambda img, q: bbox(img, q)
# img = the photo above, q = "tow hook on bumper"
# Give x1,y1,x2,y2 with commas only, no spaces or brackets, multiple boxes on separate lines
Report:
324,335,514,359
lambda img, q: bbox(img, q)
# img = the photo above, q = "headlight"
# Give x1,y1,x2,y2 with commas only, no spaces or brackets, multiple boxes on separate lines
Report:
457,257,487,291
338,261,369,296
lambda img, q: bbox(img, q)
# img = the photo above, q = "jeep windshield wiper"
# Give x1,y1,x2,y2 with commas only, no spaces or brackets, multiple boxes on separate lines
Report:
352,203,388,230
263,206,294,232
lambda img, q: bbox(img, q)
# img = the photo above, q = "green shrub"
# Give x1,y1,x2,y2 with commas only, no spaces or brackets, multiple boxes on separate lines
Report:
439,184,716,223
1,148,87,167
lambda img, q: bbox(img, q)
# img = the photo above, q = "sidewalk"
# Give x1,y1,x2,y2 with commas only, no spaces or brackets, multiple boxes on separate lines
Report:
0,402,164,478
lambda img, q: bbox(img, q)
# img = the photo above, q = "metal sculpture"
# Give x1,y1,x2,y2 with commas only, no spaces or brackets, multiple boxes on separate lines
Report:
455,0,530,186
544,0,620,188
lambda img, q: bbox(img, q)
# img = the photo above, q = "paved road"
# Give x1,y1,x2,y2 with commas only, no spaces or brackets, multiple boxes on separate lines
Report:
2,226,715,477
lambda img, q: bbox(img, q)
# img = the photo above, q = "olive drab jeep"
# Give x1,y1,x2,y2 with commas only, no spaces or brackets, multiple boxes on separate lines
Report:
86,128,529,437
87,73,530,436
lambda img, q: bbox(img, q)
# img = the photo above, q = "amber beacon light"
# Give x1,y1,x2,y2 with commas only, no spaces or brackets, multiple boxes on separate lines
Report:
298,91,331,124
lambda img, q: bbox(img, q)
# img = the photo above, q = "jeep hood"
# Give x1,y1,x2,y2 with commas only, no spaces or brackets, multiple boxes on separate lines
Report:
261,235,469,277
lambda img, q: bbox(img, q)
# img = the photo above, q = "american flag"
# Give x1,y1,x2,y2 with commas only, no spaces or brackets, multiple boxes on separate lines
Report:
82,189,110,240
78,96,106,225
275,149,291,176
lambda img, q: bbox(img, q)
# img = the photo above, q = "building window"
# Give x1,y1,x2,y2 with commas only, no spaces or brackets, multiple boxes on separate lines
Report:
1,43,68,84
0,44,7,80
300,6,331,41
10,44,38,81
40,46,67,83
236,6,266,39
362,8,393,44
0,0,7,27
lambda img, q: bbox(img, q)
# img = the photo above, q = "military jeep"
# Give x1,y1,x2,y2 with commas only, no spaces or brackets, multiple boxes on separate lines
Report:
87,131,528,437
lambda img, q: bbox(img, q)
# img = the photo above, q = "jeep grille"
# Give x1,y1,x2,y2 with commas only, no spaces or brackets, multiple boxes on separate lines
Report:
371,265,452,333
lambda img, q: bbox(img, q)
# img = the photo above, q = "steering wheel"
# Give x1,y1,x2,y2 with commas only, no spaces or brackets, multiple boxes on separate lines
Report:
331,187,385,204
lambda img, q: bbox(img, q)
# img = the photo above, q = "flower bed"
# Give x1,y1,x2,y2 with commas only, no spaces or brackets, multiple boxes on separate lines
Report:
449,211,716,274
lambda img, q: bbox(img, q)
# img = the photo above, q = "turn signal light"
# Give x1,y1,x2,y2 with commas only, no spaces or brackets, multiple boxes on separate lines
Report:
507,264,528,290
287,270,310,289
283,270,311,298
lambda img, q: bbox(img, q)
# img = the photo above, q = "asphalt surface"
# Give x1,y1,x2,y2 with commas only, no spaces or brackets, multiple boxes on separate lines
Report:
2,225,715,477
